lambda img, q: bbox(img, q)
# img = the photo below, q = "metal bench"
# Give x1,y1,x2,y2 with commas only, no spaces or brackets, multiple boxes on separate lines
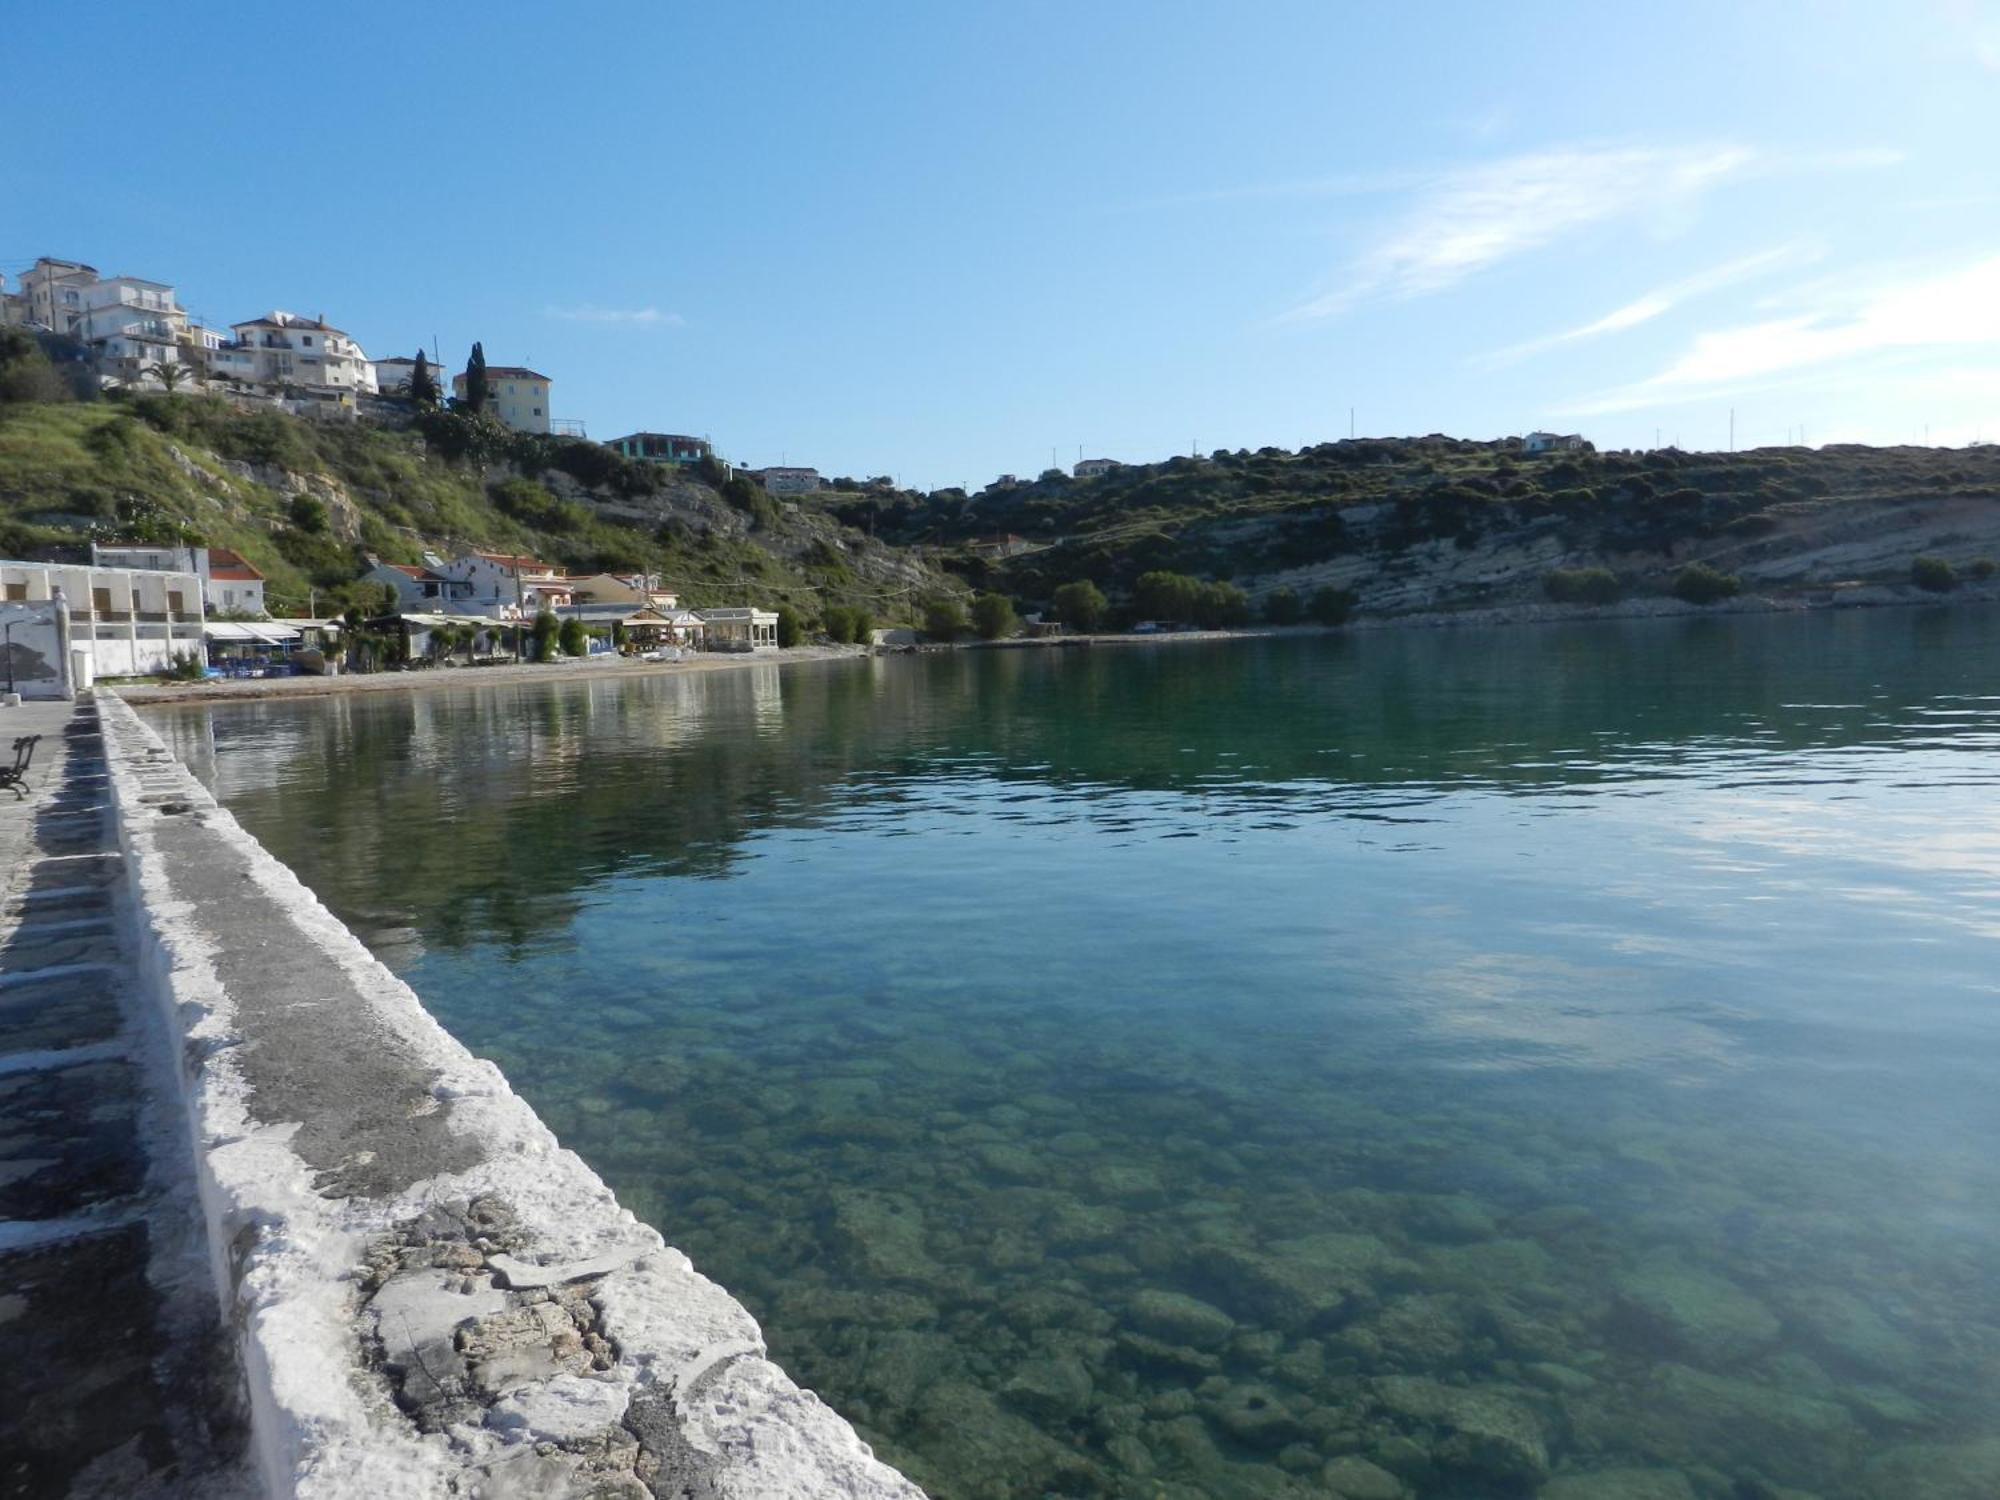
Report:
0,734,40,799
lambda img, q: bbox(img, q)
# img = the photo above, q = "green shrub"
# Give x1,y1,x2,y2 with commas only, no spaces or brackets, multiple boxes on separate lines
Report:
1911,555,1957,593
923,596,968,641
775,605,803,647
822,604,856,643
971,592,1019,639
1262,587,1303,625
1671,562,1742,605
557,616,587,657
1051,580,1108,631
532,609,561,661
850,608,875,644
1192,580,1249,628
1543,567,1622,605
1307,586,1356,625
288,494,329,534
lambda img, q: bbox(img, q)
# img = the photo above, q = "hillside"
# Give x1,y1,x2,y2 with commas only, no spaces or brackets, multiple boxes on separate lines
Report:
0,390,955,621
819,437,2000,619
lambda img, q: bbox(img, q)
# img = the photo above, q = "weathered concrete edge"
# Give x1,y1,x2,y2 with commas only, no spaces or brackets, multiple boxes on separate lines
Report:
98,692,926,1500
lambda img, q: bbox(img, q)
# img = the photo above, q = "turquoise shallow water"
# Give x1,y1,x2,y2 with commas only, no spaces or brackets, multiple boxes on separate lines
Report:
152,613,2000,1500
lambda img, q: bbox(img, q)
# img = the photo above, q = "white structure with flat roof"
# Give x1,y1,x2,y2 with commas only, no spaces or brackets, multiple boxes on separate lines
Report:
210,311,377,396
698,607,780,651
0,558,205,678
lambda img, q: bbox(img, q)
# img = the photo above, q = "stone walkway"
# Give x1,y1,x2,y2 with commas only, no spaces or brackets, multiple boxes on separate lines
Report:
0,697,249,1499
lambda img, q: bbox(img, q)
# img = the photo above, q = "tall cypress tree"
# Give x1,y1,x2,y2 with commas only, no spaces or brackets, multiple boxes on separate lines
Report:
408,348,437,407
463,341,489,414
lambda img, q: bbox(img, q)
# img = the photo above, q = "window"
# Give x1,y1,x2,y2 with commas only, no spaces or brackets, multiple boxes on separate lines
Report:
532,407,542,416
168,590,185,612
3,583,25,601
302,336,313,347
92,587,112,613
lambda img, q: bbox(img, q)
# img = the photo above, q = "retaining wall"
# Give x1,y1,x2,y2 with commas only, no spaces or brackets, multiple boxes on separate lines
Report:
100,692,925,1500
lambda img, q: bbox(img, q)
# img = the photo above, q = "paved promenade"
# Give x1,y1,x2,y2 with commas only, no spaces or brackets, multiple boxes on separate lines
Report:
0,697,248,1498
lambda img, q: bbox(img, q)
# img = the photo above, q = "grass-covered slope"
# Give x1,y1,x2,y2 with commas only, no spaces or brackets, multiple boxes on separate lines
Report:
820,437,2000,616
0,393,957,620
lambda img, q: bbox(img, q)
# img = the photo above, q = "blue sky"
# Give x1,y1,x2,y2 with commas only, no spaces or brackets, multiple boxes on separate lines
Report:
6,1,1999,488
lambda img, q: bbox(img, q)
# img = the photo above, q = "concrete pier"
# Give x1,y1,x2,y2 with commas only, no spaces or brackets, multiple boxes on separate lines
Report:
0,697,251,1497
0,693,924,1499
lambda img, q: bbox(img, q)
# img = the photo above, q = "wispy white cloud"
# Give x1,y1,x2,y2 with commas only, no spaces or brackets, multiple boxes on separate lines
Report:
543,304,684,327
1556,253,2000,415
1280,142,1901,323
1472,243,1817,368
1281,143,1757,321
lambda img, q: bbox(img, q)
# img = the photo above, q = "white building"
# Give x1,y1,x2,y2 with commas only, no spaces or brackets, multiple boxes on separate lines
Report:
1523,431,1585,454
0,558,205,678
435,551,566,619
754,466,823,494
370,356,436,394
89,542,269,616
11,258,98,332
362,561,476,612
6,259,196,385
210,311,378,396
1074,457,1120,478
698,607,779,651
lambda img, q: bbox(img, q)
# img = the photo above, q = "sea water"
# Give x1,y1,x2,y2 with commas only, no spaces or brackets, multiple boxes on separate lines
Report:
151,611,2000,1500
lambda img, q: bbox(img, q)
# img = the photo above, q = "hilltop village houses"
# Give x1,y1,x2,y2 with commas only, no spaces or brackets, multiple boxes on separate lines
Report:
4,253,806,678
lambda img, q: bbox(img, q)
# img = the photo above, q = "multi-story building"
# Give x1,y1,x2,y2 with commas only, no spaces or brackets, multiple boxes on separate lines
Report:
0,557,206,678
451,365,552,434
89,543,268,616
6,259,196,385
753,466,822,494
606,432,712,467
435,551,569,618
12,258,98,332
1074,457,1121,478
209,311,378,396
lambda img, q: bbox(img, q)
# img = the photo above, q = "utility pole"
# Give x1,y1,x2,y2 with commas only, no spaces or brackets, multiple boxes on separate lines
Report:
1350,407,1355,440
1729,409,1735,453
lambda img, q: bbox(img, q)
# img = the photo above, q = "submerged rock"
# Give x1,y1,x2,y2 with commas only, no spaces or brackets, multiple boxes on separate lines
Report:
1537,1467,1697,1500
1193,1233,1392,1330
1322,1453,1407,1499
828,1188,940,1285
1127,1290,1237,1349
1001,1354,1094,1421
1859,1438,2000,1500
1611,1256,1781,1366
1372,1376,1550,1485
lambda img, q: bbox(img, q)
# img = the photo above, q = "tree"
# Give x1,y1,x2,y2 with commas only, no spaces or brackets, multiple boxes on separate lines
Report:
611,620,628,652
532,608,560,661
1911,555,1957,593
144,361,194,393
822,604,857,643
463,342,490,414
1307,586,1355,626
288,495,329,534
1192,580,1249,628
923,596,969,641
1052,580,1108,632
775,605,804,647
850,608,875,645
408,350,438,408
558,616,587,657
1263,587,1303,626
971,592,1019,640
1671,562,1741,605
1133,570,1202,624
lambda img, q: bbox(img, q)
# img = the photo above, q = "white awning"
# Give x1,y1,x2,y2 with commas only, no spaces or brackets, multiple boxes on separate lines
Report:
204,622,301,644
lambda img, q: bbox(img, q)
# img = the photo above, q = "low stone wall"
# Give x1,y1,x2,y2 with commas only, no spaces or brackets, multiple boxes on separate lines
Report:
100,692,925,1500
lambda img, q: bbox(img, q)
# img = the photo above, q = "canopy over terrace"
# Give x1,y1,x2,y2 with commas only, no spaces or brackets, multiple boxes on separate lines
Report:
202,620,304,677
561,604,705,649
